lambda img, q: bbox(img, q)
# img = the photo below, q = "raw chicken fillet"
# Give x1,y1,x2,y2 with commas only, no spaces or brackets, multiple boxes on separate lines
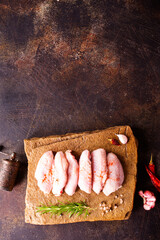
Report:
35,151,54,194
91,148,107,194
78,150,92,194
52,151,68,196
35,149,124,197
65,150,79,196
103,152,124,196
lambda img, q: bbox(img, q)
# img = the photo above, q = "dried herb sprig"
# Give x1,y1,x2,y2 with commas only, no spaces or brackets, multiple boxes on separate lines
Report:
36,201,92,218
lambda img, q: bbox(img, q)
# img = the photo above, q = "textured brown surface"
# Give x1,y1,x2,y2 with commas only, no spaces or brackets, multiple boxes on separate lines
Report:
24,126,137,224
24,132,87,159
0,0,160,239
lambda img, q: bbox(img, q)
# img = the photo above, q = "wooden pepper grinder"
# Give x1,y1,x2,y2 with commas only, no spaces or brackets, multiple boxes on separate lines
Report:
0,152,20,191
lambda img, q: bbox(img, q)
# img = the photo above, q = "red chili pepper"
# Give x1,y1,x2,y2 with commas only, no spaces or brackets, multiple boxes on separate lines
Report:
148,154,155,174
145,165,160,192
108,138,120,146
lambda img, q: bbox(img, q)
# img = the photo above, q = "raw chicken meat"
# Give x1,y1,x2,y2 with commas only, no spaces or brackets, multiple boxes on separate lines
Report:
65,150,79,196
103,152,124,196
91,148,107,194
78,150,92,194
52,151,68,196
35,149,124,197
35,151,54,194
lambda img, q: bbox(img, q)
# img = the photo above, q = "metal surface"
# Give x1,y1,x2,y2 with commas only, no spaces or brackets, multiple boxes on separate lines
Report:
0,0,160,239
0,158,20,191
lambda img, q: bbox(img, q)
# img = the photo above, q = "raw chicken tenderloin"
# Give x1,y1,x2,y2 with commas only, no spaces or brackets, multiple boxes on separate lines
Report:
103,152,124,196
91,148,107,194
35,151,54,194
65,150,79,196
52,151,68,196
78,150,92,194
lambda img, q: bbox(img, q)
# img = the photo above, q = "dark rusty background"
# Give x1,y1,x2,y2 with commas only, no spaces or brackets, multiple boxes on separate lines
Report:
0,0,160,239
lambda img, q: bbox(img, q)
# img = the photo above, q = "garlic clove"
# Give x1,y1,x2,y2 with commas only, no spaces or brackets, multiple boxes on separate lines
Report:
150,202,156,208
116,134,128,144
143,190,154,198
143,204,151,210
146,196,156,202
139,190,156,210
144,201,155,210
138,190,144,198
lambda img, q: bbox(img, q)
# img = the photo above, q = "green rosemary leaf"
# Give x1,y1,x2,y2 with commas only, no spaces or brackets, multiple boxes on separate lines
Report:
85,209,89,217
36,201,92,218
69,210,75,218
77,210,83,216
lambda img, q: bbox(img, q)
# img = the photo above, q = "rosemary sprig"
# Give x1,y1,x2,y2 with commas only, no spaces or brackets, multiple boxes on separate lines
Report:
36,201,92,218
